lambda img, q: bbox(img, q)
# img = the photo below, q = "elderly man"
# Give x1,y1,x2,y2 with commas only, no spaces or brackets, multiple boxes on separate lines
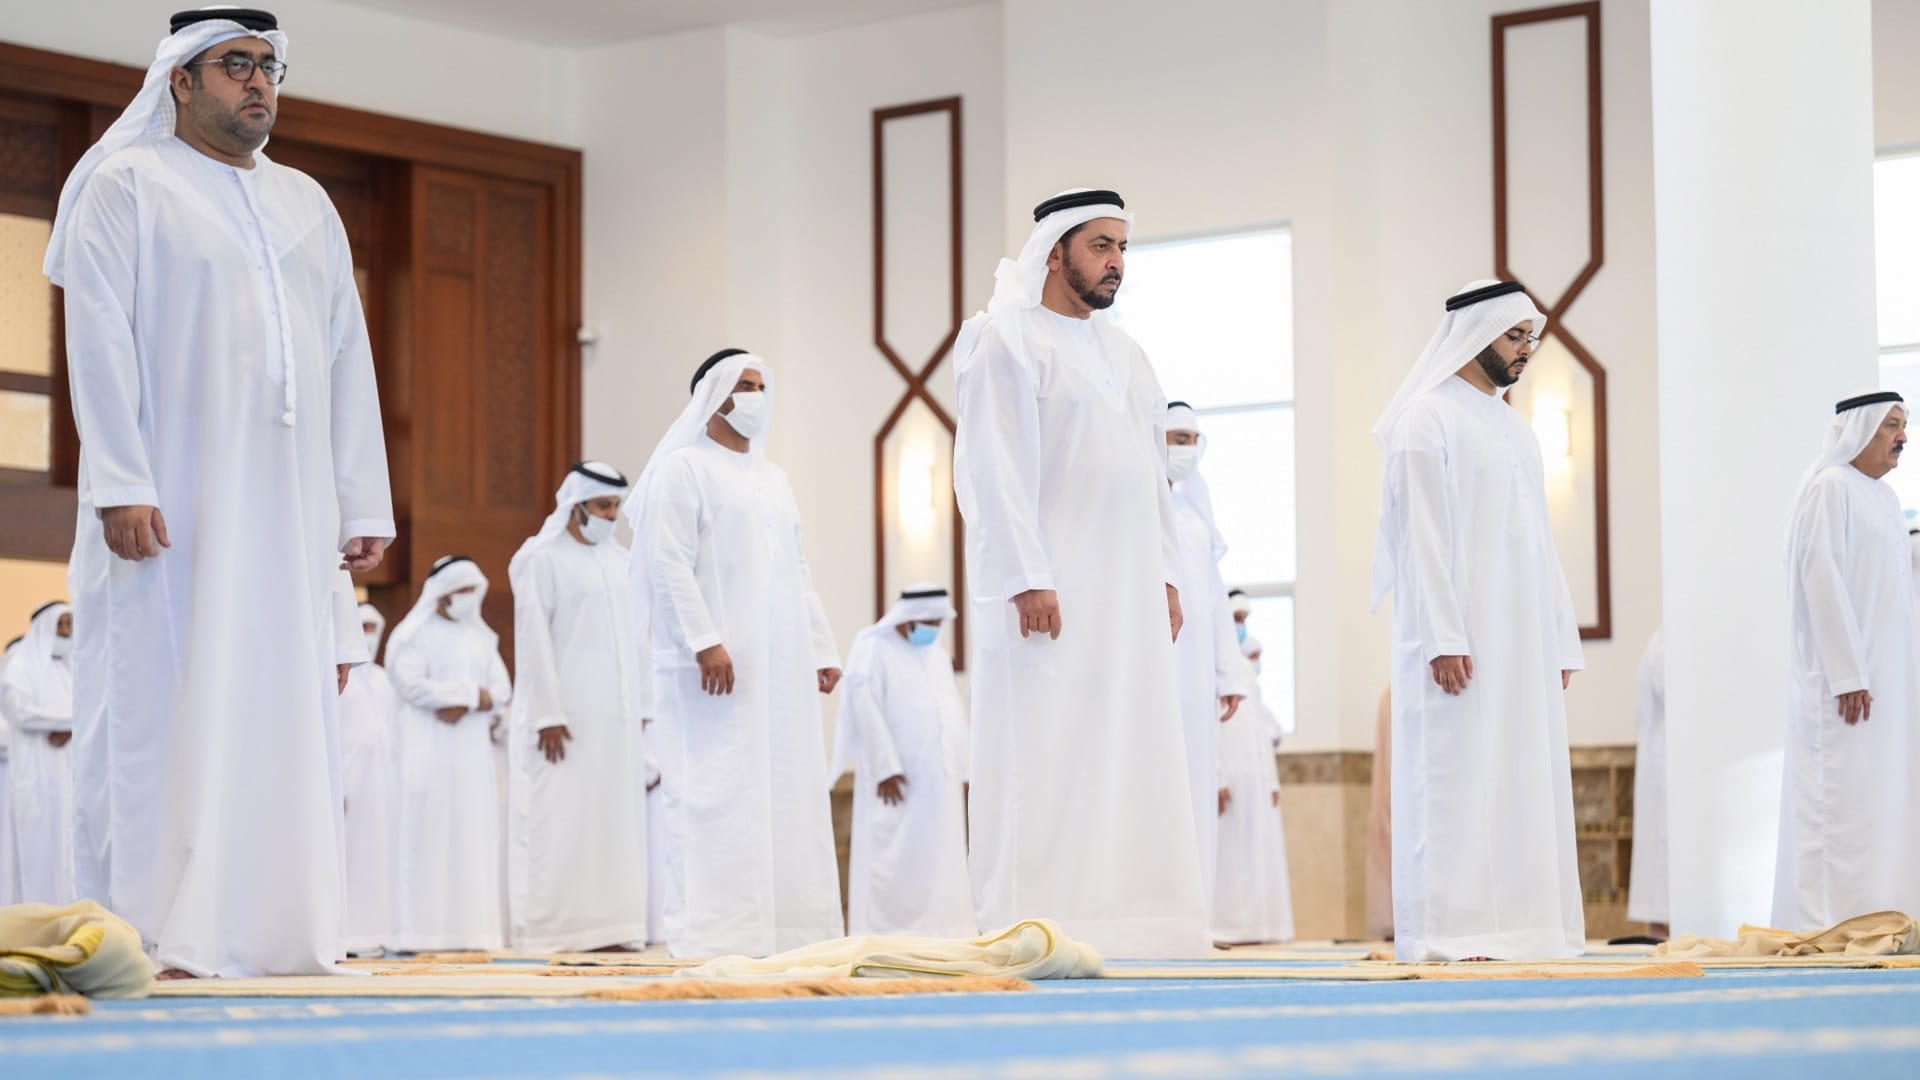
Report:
3,603,75,905
1776,392,1920,930
626,350,843,959
1370,280,1585,962
507,462,650,953
832,584,975,939
48,8,393,976
1164,403,1251,910
954,189,1207,958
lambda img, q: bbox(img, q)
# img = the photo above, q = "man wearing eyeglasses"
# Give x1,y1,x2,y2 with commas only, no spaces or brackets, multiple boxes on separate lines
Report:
1368,280,1586,963
46,8,394,978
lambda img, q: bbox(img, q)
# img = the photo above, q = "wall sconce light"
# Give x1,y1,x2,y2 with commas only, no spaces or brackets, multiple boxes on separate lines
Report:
1532,402,1571,462
898,442,936,539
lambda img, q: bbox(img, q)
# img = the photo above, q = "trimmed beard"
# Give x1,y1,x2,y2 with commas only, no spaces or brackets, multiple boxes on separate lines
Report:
1063,257,1119,311
1474,344,1521,388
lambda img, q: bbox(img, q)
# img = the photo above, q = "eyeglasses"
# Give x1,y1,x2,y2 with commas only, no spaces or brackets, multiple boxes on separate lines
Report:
187,55,288,85
1503,330,1542,348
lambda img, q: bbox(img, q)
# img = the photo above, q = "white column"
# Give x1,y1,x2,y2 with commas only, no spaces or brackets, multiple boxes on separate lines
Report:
1651,0,1879,937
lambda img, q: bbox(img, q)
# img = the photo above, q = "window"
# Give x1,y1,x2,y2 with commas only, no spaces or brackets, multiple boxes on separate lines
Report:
1108,228,1297,733
0,212,55,474
1876,154,1920,513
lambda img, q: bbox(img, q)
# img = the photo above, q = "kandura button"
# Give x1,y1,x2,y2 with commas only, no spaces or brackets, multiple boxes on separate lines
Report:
281,411,296,427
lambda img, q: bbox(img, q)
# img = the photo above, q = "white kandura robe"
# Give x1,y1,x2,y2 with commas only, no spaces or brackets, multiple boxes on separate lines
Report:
338,659,400,955
388,616,513,952
0,689,13,908
1378,376,1585,962
1775,465,1920,930
508,535,650,953
644,438,843,958
59,136,393,975
3,652,75,906
955,306,1209,959
1627,630,1667,926
1169,484,1252,910
644,745,667,945
838,632,975,939
1213,676,1293,944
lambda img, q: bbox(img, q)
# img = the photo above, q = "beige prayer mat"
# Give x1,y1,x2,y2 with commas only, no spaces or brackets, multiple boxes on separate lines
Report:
1657,910,1919,959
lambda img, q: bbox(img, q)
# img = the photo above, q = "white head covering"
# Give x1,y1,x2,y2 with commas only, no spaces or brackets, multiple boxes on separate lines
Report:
2,601,74,725
1229,590,1252,618
830,583,959,781
1370,280,1548,444
45,9,289,285
509,461,630,583
1787,390,1906,554
357,601,386,653
623,350,770,640
384,556,493,662
952,188,1133,377
1166,401,1227,561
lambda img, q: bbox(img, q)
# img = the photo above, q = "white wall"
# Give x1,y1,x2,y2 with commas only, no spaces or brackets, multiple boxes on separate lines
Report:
0,0,576,145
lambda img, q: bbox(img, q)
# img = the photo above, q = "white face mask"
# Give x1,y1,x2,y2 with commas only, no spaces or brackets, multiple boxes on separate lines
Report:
578,510,616,545
49,635,73,660
1165,443,1199,483
722,391,770,440
363,630,383,658
444,592,481,620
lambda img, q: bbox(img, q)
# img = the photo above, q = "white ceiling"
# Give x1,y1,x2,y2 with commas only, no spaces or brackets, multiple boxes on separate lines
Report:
335,0,982,47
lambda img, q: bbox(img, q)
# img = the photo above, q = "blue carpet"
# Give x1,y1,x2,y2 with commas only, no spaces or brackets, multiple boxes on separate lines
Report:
6,969,1920,1078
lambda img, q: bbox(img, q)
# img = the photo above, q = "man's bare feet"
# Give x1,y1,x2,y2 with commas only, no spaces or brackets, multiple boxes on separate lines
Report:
1455,956,1499,963
586,944,639,953
155,969,197,981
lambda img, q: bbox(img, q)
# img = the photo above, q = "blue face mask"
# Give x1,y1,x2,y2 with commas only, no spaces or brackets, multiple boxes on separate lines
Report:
908,624,940,647
1235,623,1248,644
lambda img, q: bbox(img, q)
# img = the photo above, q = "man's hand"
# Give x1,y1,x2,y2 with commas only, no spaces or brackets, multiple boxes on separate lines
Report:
49,731,72,749
435,705,468,724
477,687,495,712
1838,689,1873,726
1430,655,1473,695
1167,583,1184,643
698,644,735,695
1562,669,1573,691
818,668,842,694
1217,786,1231,816
1219,694,1243,723
341,536,388,572
1271,789,1280,807
877,774,908,806
337,664,351,694
1012,589,1061,640
101,505,169,562
538,724,572,763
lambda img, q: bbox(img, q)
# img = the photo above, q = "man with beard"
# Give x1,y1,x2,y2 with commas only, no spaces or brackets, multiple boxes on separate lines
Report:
48,8,393,976
1369,280,1585,962
954,189,1207,958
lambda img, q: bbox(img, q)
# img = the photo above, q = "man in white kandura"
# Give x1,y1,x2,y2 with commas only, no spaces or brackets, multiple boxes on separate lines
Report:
954,189,1208,958
1165,402,1252,913
833,584,975,939
0,636,17,906
49,8,393,976
1627,628,1667,940
1776,391,1920,930
1371,279,1584,962
507,461,650,953
626,349,843,958
3,602,76,905
1214,625,1295,945
387,557,513,953
338,600,400,956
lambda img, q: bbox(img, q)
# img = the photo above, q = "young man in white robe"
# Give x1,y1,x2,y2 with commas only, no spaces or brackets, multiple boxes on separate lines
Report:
1165,404,1252,913
1627,629,1667,939
1776,392,1920,931
338,601,400,956
387,557,513,953
2,603,75,905
1371,280,1585,962
626,350,843,958
0,636,17,906
48,9,394,976
507,462,651,953
1214,628,1295,944
832,585,975,939
954,189,1209,959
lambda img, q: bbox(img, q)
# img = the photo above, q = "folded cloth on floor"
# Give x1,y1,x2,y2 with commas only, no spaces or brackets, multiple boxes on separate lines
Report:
0,901,155,998
1656,910,1919,958
678,918,1103,980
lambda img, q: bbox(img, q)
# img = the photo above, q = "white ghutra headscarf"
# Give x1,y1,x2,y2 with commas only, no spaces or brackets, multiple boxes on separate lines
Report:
1787,390,1906,558
384,556,494,663
829,583,960,783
